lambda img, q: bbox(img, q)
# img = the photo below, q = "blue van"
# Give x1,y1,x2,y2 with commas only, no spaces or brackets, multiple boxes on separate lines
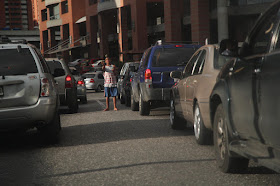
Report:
131,43,201,115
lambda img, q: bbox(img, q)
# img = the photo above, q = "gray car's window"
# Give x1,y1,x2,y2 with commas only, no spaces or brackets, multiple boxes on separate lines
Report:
83,74,96,78
47,61,64,75
152,48,196,67
0,48,38,76
183,51,200,78
193,50,206,75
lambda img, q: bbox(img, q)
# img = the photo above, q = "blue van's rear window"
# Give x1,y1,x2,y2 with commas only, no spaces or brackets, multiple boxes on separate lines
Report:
152,48,197,67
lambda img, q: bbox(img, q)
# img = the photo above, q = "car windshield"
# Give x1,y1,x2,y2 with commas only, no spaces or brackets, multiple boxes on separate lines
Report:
0,48,38,76
152,47,197,67
46,60,63,74
213,49,233,69
83,74,96,78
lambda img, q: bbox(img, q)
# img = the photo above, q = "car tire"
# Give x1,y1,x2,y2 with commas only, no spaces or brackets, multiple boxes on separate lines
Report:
170,97,185,130
125,93,131,107
194,104,213,145
214,104,249,173
81,96,87,104
96,85,102,92
39,112,61,144
131,90,139,111
139,93,150,116
69,96,79,113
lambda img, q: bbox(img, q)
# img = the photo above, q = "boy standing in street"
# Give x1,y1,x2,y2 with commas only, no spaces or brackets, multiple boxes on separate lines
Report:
102,56,118,111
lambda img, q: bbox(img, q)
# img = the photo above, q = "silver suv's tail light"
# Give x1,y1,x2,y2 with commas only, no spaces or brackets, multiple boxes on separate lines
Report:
40,78,50,97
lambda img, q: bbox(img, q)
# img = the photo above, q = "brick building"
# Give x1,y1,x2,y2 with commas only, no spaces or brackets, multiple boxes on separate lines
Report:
38,0,88,61
0,0,39,46
38,0,276,62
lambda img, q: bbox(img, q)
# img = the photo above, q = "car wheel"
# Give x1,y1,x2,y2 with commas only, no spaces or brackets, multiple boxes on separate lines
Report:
125,93,131,107
170,97,185,130
131,90,139,111
81,96,87,104
139,93,150,116
38,112,61,144
194,104,212,145
96,85,102,92
214,104,249,173
69,96,79,113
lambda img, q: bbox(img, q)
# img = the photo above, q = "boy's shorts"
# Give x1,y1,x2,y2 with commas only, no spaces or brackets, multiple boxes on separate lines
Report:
104,87,118,97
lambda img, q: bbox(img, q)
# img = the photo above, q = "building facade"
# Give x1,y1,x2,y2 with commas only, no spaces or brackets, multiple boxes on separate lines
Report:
0,0,39,46
38,0,88,62
38,0,277,62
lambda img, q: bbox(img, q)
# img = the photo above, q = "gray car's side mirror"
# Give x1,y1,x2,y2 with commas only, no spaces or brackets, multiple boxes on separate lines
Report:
170,71,182,79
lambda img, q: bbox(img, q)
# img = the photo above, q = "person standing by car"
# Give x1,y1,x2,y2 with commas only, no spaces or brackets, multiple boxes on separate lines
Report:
102,56,118,111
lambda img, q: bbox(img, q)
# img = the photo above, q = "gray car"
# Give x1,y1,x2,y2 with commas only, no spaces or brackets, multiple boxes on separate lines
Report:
69,67,87,104
82,72,104,92
46,58,79,113
0,41,61,143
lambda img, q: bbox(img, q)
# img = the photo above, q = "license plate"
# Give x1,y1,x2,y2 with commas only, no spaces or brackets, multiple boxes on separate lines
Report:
0,86,3,96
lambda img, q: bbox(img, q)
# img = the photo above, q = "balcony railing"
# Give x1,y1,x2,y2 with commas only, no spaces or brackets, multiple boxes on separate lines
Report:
44,34,90,55
229,0,275,6
47,18,62,28
49,14,60,20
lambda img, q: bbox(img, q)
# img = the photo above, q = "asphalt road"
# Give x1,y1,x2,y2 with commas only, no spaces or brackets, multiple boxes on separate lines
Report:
0,90,279,185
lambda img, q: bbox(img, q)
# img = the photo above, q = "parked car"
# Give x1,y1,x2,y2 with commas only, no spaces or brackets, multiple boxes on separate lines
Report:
91,60,104,72
46,58,79,113
70,67,87,104
0,41,61,143
170,44,231,145
210,1,280,173
131,43,201,115
117,62,140,106
82,72,104,91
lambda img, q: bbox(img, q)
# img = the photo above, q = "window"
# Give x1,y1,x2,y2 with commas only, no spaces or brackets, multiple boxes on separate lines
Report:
249,8,279,54
183,51,200,78
141,48,151,68
89,0,97,5
151,47,197,67
193,50,206,75
41,9,47,21
0,48,38,76
61,1,68,14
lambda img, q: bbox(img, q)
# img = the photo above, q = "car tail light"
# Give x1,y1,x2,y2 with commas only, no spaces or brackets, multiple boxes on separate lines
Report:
77,80,85,86
40,78,50,97
145,69,152,83
175,45,183,48
130,77,132,82
65,75,73,88
90,78,95,83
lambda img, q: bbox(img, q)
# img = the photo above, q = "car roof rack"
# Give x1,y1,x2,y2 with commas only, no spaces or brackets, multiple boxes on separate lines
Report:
154,40,201,46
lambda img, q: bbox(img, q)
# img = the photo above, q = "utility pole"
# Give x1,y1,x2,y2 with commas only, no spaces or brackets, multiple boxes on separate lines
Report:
217,0,229,42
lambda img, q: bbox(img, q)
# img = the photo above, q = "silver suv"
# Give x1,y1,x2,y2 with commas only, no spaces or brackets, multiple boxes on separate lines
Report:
0,42,61,143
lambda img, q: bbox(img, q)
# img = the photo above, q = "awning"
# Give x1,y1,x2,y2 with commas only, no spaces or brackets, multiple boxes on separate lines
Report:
76,16,86,24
